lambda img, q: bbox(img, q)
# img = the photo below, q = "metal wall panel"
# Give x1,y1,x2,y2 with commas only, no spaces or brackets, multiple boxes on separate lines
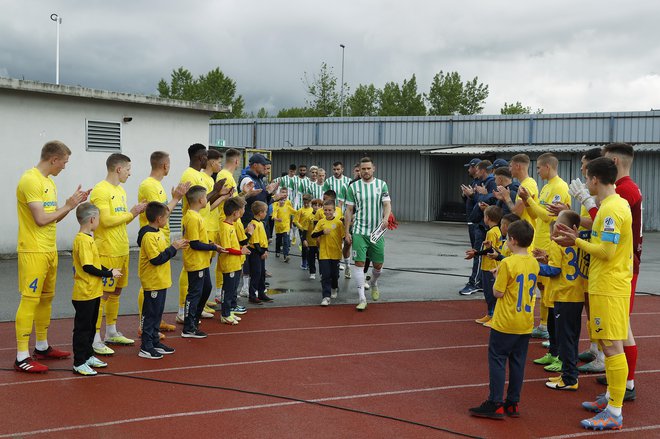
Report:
631,152,659,231
209,121,253,147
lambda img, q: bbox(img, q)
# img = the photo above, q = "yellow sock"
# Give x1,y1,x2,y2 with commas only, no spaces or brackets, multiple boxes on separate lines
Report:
34,292,54,343
540,301,548,327
215,267,223,290
96,297,107,332
605,353,628,408
105,294,120,326
137,288,144,327
178,268,187,309
15,296,39,352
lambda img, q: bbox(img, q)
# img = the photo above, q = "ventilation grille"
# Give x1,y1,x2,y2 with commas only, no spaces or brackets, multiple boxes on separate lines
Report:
86,120,121,152
169,202,183,233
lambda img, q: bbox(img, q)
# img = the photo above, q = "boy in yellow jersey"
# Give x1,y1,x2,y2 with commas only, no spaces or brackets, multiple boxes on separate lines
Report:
518,153,570,341
176,143,226,323
469,220,539,420
14,141,89,373
137,202,188,359
294,194,314,270
312,199,345,306
136,151,190,337
467,206,503,326
529,210,586,391
246,201,272,304
555,157,632,430
181,186,224,338
215,148,241,301
272,187,296,261
71,203,121,375
218,198,252,325
304,199,323,280
90,153,146,355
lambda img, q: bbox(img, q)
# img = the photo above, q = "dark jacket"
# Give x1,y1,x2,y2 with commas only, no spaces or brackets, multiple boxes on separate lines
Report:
467,174,497,224
239,168,272,225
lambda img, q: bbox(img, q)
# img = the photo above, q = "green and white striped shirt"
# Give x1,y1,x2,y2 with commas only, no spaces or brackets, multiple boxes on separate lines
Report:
323,175,351,202
307,181,325,200
345,178,391,236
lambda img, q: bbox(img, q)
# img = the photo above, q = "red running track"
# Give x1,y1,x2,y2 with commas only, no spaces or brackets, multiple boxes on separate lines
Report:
0,298,658,438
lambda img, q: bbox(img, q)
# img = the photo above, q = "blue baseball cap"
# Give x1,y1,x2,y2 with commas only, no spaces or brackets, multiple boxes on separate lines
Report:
463,158,481,167
249,153,268,165
487,158,508,170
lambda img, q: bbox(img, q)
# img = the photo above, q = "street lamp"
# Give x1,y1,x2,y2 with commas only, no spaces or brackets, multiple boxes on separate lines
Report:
50,13,62,85
340,44,345,117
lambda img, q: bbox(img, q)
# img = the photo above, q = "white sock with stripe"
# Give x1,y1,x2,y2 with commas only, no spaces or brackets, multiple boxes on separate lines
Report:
353,267,366,301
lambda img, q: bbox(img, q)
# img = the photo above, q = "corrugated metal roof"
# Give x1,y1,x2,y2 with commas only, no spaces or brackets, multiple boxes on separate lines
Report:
422,144,660,155
267,144,439,152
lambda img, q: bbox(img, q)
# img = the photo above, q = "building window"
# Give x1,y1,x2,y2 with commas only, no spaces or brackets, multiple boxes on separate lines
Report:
86,120,121,152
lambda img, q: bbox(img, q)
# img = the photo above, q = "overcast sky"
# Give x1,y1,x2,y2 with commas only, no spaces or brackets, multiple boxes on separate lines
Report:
2,0,660,115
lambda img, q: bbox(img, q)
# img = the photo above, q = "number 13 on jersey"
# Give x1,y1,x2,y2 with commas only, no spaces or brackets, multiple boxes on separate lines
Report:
515,273,538,313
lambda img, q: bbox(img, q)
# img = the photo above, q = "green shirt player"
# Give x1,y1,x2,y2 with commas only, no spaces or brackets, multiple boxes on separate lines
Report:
323,161,352,208
344,157,392,311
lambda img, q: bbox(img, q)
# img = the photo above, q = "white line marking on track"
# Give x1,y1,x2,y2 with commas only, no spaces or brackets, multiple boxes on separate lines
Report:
540,424,660,438
1,370,659,437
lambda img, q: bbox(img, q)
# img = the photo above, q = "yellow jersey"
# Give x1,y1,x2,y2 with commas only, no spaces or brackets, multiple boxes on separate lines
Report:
16,168,58,252
492,254,540,334
314,206,343,221
71,232,104,301
305,209,321,247
218,221,243,273
313,216,345,260
248,219,268,249
138,176,170,242
272,200,296,234
216,169,238,222
481,225,501,272
516,177,539,227
545,241,585,303
578,193,632,297
200,171,219,232
182,209,211,271
295,206,314,230
531,176,570,250
180,167,206,215
138,227,172,291
235,219,248,264
90,180,133,256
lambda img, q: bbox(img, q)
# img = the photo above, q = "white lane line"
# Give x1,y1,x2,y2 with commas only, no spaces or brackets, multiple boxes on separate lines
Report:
0,343,489,387
540,424,660,438
2,371,659,437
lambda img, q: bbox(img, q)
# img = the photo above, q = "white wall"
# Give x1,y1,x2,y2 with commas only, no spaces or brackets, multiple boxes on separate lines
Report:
1,90,211,253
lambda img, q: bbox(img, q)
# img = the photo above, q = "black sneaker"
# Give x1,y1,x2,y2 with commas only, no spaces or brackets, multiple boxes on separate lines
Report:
468,400,505,419
249,296,263,304
232,305,248,314
181,330,208,339
503,400,519,418
138,348,163,360
258,293,274,302
154,343,175,355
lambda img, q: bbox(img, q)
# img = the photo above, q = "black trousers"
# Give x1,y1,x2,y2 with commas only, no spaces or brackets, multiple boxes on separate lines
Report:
72,297,100,366
319,259,339,298
547,306,558,357
555,301,584,385
141,289,167,350
488,329,531,403
247,251,266,298
184,268,211,333
307,246,318,274
221,270,241,317
300,230,308,266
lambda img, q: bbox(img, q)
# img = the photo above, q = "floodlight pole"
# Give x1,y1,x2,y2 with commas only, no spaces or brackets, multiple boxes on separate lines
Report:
340,44,345,117
50,13,62,85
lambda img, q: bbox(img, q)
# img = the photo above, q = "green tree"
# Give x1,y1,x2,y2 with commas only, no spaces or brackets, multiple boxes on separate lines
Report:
276,107,318,118
303,62,347,117
157,67,244,118
378,75,426,116
256,107,270,118
347,84,381,116
426,71,489,115
500,101,544,115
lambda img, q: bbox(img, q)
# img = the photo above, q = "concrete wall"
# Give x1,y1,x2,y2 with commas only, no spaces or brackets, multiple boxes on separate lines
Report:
1,89,211,253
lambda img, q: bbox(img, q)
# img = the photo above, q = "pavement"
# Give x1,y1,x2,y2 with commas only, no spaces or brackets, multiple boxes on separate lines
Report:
0,222,658,322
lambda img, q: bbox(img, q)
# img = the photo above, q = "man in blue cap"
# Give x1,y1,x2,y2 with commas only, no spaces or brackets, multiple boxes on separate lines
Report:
460,158,483,295
488,158,509,171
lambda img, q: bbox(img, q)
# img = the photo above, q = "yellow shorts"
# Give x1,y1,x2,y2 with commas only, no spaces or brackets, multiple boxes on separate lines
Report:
100,255,129,292
18,252,58,297
588,294,630,340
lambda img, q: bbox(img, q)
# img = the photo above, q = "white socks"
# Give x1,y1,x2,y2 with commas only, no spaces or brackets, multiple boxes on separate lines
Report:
589,342,599,354
17,351,29,362
105,324,117,338
35,340,49,351
93,332,102,344
606,404,622,417
627,379,635,390
353,267,366,301
370,268,382,286
178,306,185,316
344,258,350,268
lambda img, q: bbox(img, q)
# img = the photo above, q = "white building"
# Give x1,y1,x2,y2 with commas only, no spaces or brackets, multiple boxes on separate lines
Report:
1,77,226,254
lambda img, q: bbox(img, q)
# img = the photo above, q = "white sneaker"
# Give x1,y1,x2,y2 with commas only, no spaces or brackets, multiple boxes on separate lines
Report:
339,263,345,270
321,297,330,306
86,356,108,368
92,342,114,356
364,282,370,290
239,284,249,298
175,313,185,324
356,300,367,311
344,269,351,279
201,311,214,319
73,363,97,376
309,274,316,280
331,288,338,299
